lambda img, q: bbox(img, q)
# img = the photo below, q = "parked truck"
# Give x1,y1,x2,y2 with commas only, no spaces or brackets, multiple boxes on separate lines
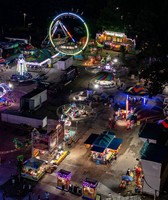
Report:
20,89,47,111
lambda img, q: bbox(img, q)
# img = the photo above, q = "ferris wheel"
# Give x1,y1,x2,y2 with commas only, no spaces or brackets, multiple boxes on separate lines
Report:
49,12,89,56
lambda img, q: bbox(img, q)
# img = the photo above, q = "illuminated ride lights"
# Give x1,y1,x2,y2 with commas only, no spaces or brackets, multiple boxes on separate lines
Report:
49,12,89,56
0,83,12,98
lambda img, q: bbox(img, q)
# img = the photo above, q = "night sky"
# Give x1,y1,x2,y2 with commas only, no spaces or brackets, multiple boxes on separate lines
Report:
0,0,168,52
0,0,158,27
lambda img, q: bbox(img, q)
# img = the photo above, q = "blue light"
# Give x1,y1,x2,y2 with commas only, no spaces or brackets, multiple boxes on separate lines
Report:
143,97,146,105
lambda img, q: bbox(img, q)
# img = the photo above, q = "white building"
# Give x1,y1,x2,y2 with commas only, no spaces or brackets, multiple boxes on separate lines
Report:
20,88,47,111
140,143,168,196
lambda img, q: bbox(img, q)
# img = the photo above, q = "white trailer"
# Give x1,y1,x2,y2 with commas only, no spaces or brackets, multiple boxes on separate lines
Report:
57,56,73,70
1,110,47,128
20,89,47,111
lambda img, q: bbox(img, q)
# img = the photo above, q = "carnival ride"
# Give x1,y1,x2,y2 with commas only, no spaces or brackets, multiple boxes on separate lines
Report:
11,54,32,82
48,12,89,55
62,102,88,120
92,71,116,89
0,83,13,106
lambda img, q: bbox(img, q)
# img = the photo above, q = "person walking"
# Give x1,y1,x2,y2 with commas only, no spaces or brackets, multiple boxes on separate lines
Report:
45,191,49,200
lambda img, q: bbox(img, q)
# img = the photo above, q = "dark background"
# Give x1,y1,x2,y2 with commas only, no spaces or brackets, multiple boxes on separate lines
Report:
0,0,168,54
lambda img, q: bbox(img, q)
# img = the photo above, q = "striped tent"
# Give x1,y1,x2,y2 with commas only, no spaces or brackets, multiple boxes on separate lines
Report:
125,84,148,95
95,72,114,81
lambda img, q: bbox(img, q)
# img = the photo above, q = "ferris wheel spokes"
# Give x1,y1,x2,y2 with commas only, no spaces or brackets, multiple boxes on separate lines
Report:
51,21,59,37
49,12,89,55
59,21,76,43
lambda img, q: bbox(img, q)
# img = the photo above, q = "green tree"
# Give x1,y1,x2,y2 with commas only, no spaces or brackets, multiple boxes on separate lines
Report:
96,0,124,32
120,45,126,64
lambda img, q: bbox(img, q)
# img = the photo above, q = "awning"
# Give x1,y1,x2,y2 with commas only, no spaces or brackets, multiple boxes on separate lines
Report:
125,84,148,95
108,138,123,150
84,133,99,145
91,146,105,153
93,132,115,147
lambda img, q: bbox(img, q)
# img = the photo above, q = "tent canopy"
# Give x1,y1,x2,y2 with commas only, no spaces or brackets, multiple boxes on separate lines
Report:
84,133,99,145
125,84,148,95
95,72,114,81
91,146,106,153
23,157,45,170
108,138,123,150
93,131,115,148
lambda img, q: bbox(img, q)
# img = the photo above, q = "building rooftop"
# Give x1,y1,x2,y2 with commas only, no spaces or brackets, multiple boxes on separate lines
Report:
139,123,164,141
2,109,46,120
58,55,72,61
141,142,168,163
21,88,46,99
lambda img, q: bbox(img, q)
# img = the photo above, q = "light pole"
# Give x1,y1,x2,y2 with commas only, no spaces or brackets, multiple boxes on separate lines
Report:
23,13,27,27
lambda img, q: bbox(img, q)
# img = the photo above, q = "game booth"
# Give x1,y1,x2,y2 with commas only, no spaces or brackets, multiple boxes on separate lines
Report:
82,178,98,200
56,169,72,191
21,157,46,181
96,31,135,52
84,131,123,164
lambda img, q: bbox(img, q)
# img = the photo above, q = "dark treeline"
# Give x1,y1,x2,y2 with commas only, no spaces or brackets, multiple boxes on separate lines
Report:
0,0,168,54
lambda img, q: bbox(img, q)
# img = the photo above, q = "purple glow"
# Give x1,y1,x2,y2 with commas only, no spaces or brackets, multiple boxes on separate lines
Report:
57,169,72,180
83,179,98,188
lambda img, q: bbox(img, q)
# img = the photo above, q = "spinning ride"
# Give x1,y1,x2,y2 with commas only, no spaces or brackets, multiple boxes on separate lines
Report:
93,72,116,89
49,12,89,55
62,102,87,120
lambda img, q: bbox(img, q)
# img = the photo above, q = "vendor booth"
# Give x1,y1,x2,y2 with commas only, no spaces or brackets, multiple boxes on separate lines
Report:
21,157,46,181
56,169,72,191
82,178,98,200
96,31,135,52
84,131,123,164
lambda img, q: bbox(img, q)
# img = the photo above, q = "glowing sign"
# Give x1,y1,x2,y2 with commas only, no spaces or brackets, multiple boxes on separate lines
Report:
104,31,126,38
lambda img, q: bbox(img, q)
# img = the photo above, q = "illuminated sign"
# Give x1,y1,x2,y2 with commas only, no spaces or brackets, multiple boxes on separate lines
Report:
104,31,126,38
